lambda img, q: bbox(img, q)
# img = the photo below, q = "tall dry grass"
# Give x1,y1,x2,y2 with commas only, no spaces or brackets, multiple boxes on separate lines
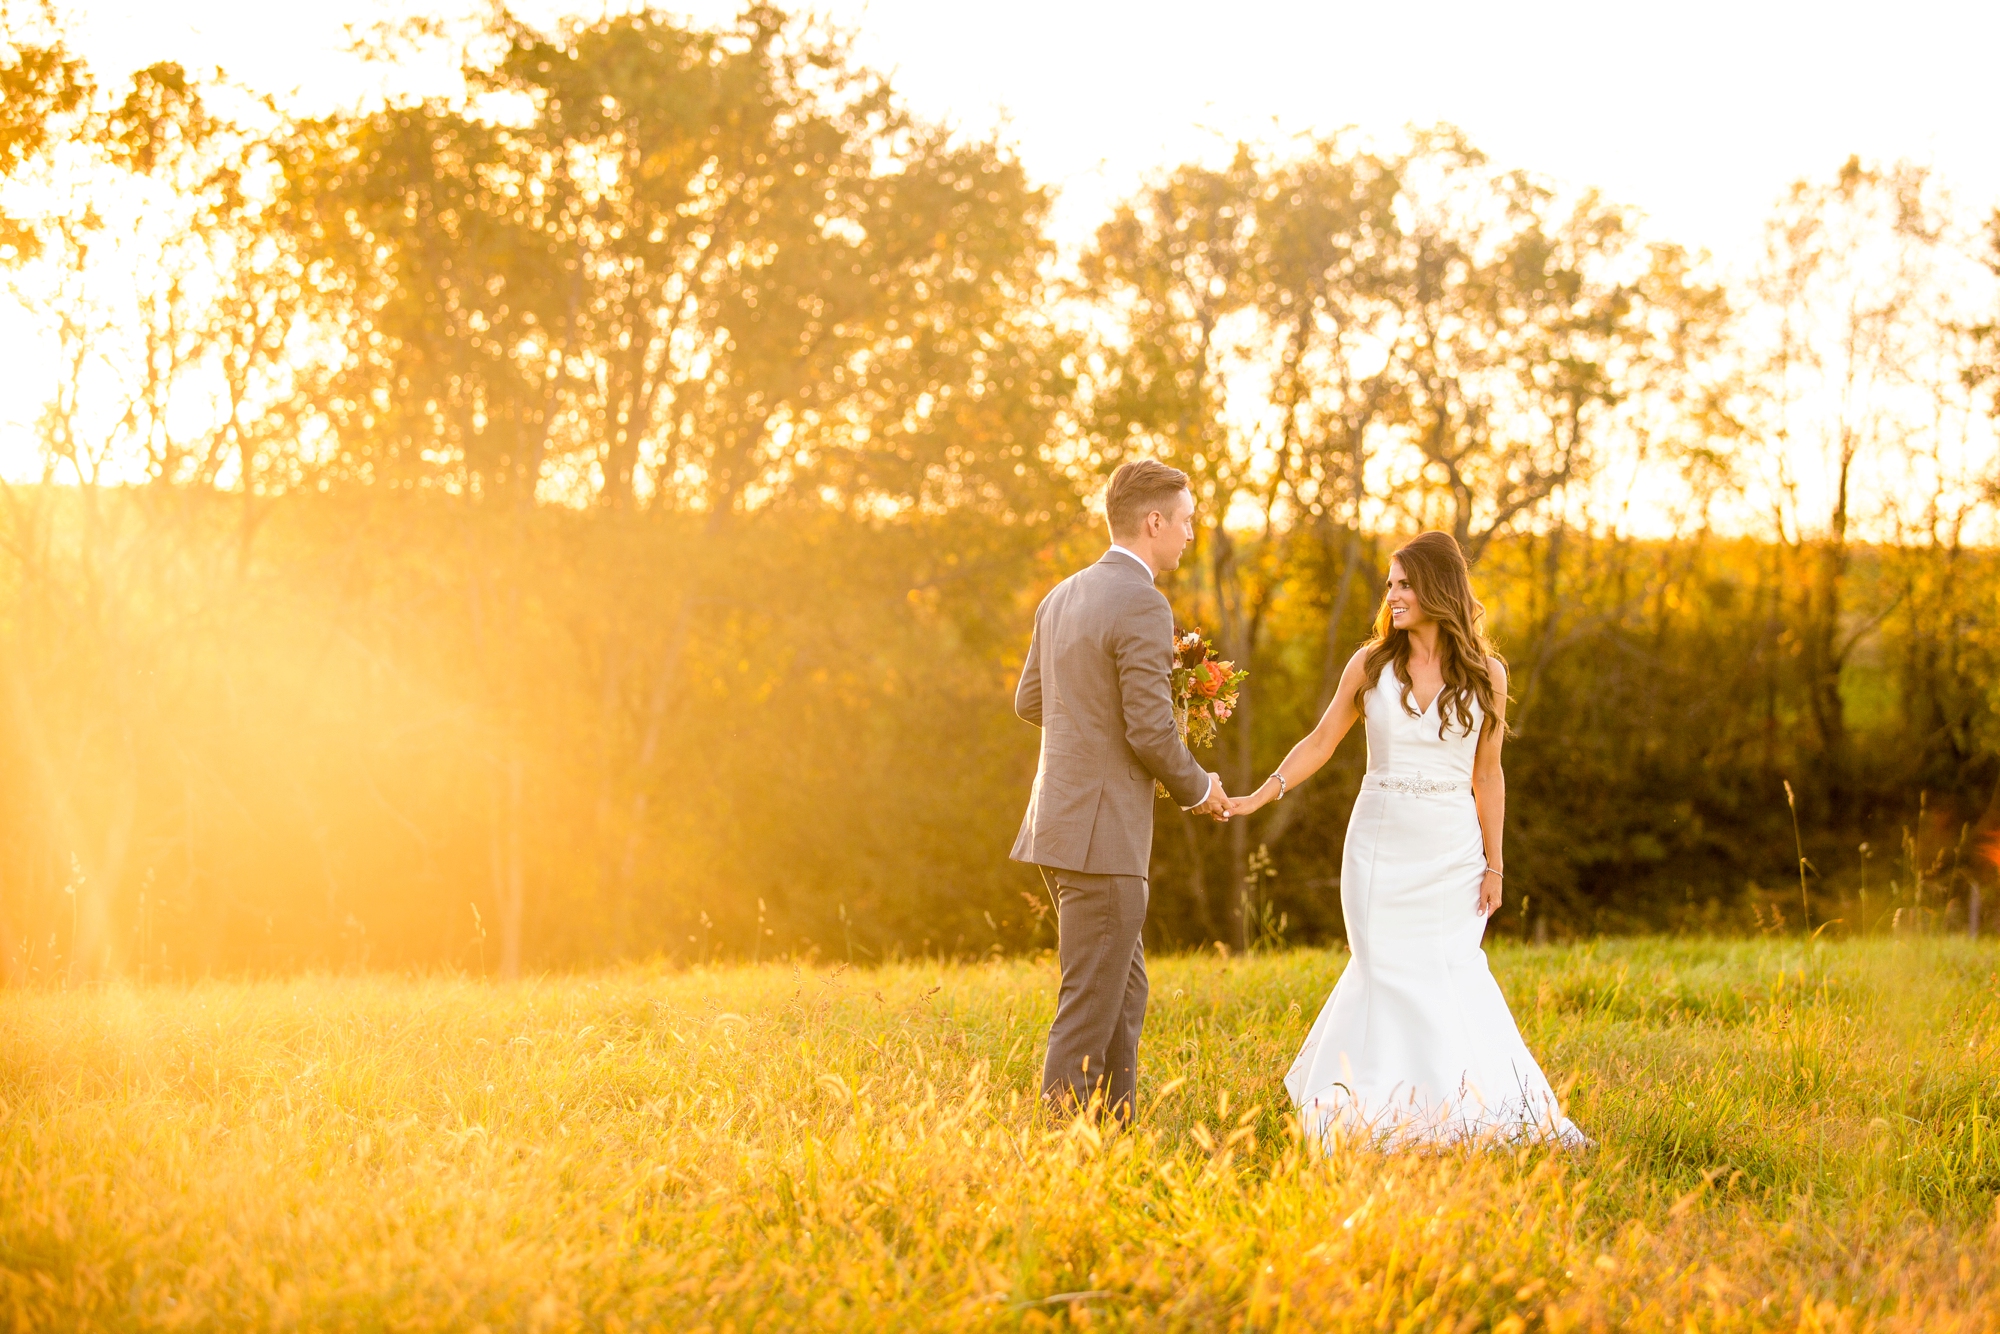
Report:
3,938,1998,1330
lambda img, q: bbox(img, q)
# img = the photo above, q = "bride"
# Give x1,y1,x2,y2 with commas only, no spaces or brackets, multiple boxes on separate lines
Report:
1225,531,1584,1147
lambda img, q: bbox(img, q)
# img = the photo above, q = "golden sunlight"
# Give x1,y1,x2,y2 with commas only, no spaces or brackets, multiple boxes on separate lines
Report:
3,3,1999,1328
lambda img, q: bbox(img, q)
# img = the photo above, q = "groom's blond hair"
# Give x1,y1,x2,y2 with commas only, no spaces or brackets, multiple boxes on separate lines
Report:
1105,460,1190,539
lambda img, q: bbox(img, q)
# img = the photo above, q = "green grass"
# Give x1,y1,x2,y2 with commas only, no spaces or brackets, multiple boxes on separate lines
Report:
4,938,1999,1330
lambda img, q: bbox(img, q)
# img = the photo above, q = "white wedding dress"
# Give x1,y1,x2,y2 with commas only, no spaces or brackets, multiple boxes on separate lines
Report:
1285,672,1585,1148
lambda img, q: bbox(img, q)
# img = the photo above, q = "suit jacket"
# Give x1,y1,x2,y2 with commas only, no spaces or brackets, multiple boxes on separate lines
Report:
1009,551,1211,877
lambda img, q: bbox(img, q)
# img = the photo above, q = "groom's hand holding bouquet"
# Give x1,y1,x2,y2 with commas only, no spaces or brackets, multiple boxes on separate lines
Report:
1160,626,1248,810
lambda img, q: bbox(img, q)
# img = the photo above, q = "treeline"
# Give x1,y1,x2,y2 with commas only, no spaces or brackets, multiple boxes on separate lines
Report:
1,7,1997,979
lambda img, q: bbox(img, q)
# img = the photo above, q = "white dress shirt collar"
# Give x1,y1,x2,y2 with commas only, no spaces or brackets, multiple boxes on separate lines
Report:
1107,544,1155,578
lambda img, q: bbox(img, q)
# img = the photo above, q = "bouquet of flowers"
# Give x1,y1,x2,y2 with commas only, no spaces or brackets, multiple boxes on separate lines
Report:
1157,626,1248,798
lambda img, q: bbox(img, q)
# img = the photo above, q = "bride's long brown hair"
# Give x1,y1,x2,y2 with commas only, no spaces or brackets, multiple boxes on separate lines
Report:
1354,531,1506,740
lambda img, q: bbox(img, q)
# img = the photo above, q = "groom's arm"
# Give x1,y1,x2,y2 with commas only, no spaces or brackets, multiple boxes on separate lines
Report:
1112,592,1212,809
1014,606,1044,727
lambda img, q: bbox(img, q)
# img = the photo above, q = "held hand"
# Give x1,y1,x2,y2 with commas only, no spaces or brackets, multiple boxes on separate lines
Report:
1224,782,1274,818
1194,772,1231,820
1478,868,1504,916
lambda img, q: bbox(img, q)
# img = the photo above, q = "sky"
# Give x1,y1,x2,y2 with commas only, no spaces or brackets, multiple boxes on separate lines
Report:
6,0,1999,489
47,0,2000,259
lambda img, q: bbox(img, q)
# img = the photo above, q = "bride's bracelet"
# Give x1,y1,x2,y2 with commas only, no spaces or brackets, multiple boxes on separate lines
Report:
1483,866,1504,878
1265,773,1287,801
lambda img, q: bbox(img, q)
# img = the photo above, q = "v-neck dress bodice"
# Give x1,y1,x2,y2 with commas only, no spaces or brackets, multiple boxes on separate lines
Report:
1361,671,1478,786
1284,670,1584,1147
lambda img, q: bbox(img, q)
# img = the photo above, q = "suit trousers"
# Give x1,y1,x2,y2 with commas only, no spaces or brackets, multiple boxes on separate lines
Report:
1039,865,1149,1121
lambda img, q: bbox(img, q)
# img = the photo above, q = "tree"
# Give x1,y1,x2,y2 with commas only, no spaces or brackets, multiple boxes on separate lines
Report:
1081,147,1267,944
0,35,316,982
1746,159,1974,806
1251,137,1405,712
1078,130,1725,946
273,6,1075,969
0,6,87,262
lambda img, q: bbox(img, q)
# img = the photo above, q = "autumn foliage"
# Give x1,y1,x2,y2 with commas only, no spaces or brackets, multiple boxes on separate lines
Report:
0,7,1997,978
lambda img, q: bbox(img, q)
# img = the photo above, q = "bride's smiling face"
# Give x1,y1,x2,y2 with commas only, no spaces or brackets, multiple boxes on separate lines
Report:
1384,559,1433,632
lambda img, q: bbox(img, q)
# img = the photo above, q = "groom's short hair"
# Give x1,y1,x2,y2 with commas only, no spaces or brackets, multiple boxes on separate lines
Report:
1105,460,1190,539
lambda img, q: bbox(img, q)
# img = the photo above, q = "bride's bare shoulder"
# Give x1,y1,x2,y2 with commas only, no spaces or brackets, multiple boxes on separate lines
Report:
1334,647,1372,697
1485,655,1509,691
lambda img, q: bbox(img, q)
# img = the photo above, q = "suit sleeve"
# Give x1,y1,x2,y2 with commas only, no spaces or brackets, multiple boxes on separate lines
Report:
1113,590,1210,807
1015,603,1044,727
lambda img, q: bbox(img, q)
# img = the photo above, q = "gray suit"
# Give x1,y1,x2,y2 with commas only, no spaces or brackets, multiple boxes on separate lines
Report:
1010,550,1210,1118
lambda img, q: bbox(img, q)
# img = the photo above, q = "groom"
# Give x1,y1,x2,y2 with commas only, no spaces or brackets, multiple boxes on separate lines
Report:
1011,459,1228,1122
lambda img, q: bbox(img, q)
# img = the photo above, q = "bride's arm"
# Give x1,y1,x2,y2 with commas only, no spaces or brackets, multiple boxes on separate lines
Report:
1226,648,1369,816
1472,656,1508,916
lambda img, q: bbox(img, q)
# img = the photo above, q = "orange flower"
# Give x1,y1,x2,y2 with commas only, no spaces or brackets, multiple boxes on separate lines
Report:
1192,660,1224,699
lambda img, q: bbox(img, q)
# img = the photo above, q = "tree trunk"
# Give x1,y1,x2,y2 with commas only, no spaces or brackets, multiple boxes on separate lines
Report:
1803,535,1851,804
1228,710,1252,948
613,587,697,934
496,751,526,979
1318,521,1365,710
1208,527,1249,950
1177,809,1215,943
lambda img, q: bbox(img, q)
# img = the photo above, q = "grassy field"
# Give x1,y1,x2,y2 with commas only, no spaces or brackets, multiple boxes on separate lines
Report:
3,938,1999,1331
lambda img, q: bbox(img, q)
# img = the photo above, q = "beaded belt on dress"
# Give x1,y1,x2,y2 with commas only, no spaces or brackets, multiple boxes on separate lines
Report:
1361,772,1470,796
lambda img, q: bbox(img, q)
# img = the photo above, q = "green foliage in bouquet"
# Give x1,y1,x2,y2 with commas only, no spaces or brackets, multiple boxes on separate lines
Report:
1156,627,1248,798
